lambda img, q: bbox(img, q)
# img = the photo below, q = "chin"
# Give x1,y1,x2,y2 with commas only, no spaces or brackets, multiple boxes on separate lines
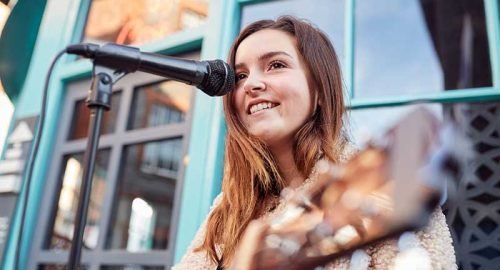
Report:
249,129,277,142
253,133,288,148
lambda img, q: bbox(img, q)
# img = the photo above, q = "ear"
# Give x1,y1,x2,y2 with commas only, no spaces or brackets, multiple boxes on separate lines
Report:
316,91,322,107
311,90,320,116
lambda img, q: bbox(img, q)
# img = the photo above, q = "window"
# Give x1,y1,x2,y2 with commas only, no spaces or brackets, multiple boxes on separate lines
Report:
106,138,183,251
48,150,110,250
29,52,197,269
128,81,192,130
69,92,122,140
241,0,346,67
354,0,492,98
83,0,211,45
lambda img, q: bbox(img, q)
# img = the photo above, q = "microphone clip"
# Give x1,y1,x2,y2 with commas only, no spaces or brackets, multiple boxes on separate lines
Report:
87,64,127,110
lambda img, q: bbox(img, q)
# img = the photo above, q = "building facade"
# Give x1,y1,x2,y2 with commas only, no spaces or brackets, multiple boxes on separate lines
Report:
0,0,499,269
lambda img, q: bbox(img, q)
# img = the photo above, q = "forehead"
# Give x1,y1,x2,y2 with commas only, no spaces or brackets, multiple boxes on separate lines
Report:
235,29,299,63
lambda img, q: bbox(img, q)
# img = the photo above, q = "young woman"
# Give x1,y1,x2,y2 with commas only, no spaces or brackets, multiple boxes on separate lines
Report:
173,16,456,269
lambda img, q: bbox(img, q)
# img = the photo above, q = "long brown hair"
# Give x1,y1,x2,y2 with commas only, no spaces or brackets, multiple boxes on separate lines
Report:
197,16,346,267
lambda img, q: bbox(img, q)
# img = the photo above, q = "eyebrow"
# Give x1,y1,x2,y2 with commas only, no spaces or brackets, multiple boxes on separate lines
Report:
235,51,293,70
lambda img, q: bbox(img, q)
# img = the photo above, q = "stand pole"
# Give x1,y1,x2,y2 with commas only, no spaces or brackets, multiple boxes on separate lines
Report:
67,107,104,270
68,67,126,270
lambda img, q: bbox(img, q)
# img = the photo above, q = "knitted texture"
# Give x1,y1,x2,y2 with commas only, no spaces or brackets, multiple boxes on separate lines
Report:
173,157,457,269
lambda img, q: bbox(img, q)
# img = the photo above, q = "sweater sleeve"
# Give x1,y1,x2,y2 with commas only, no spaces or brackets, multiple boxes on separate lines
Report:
368,207,457,269
172,193,223,270
415,207,457,269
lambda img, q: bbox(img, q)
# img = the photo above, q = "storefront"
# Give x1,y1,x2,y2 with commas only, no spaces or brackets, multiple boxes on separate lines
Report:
1,0,499,269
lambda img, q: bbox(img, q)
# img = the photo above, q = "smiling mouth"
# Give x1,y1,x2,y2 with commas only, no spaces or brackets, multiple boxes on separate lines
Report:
249,102,279,115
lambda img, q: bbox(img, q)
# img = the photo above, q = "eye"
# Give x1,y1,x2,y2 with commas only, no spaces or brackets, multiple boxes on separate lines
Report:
235,72,247,83
268,60,286,70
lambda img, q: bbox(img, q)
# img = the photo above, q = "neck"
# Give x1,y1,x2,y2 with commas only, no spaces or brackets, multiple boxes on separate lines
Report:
270,142,304,187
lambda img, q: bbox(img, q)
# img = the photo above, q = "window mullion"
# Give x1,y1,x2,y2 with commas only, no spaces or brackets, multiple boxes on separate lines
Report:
484,0,500,87
94,79,131,251
94,143,122,251
344,0,356,100
349,86,500,109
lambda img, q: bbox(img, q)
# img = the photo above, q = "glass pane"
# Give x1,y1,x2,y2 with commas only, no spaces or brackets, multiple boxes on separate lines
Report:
349,104,443,147
39,265,88,270
101,265,164,270
69,92,122,140
354,0,492,98
106,138,183,251
83,0,210,45
48,150,110,250
128,81,193,130
241,0,345,69
349,101,500,270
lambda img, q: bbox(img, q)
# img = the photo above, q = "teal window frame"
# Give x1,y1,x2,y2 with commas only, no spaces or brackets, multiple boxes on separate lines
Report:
348,0,500,109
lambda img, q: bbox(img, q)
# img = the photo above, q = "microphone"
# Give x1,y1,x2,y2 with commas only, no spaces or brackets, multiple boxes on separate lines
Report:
65,43,235,96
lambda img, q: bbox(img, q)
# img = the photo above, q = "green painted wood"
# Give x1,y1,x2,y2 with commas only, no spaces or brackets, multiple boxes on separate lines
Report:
345,0,355,99
485,0,500,87
238,0,270,4
349,87,500,109
0,0,47,101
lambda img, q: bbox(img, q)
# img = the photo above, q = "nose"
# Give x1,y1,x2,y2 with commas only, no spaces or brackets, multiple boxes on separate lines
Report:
243,72,266,95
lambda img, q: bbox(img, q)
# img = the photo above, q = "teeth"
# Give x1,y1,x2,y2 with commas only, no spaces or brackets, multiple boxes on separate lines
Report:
250,102,275,114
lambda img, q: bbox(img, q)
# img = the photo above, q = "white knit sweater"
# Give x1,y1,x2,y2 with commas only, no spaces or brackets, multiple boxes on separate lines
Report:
173,163,457,270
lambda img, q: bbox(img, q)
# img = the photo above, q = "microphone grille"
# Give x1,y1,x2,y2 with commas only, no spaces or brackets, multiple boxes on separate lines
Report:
200,60,235,96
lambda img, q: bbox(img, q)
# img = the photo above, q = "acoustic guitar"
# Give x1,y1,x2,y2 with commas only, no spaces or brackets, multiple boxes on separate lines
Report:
243,107,467,270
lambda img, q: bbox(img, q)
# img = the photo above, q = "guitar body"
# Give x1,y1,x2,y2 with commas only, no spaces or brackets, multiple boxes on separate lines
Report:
247,106,466,270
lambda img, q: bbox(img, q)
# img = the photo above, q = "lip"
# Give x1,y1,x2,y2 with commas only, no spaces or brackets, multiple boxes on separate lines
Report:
246,98,280,115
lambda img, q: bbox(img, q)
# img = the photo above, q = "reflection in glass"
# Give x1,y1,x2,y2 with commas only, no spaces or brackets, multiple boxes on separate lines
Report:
240,0,345,66
83,0,210,45
48,150,110,250
106,138,183,251
128,81,193,130
349,104,443,147
100,265,163,270
354,0,492,98
69,92,122,140
349,101,500,270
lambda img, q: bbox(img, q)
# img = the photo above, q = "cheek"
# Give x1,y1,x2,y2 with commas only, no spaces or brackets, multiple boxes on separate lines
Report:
232,88,246,116
293,80,314,114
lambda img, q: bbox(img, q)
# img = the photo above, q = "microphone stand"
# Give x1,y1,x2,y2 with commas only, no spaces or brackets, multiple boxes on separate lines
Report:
68,65,127,270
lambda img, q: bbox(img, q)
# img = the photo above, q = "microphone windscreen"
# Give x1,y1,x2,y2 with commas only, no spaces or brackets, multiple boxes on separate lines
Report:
200,60,235,96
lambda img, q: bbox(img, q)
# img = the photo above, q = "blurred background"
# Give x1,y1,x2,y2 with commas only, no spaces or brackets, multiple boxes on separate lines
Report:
0,0,499,269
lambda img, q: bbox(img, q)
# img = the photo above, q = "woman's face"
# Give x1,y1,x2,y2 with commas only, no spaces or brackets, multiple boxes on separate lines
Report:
233,29,315,149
